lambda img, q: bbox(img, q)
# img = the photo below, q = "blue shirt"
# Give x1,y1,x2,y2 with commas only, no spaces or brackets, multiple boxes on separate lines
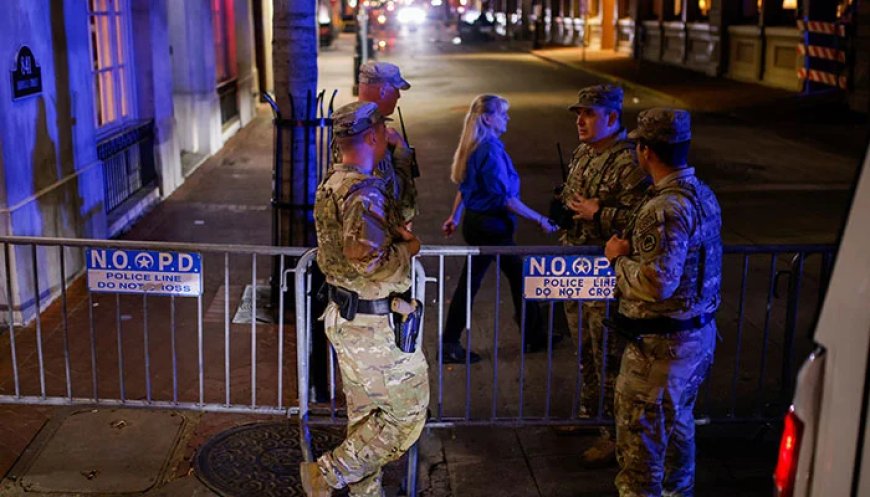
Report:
459,136,520,214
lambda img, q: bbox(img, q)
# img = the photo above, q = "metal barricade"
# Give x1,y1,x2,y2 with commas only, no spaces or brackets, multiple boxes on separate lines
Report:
0,237,835,496
0,235,306,415
293,243,834,494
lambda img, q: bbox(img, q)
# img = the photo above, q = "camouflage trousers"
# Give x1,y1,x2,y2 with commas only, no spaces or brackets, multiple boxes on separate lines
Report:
614,322,716,497
564,300,626,423
317,303,430,497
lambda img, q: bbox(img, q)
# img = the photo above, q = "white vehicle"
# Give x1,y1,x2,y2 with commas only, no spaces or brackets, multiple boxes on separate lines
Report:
774,145,870,496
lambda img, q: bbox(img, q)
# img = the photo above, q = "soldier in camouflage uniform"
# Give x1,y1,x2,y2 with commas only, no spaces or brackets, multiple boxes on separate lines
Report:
558,84,650,464
313,61,418,403
605,108,722,497
302,102,430,497
335,61,418,224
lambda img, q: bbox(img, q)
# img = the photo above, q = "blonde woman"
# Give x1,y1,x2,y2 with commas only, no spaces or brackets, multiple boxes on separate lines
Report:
440,94,559,364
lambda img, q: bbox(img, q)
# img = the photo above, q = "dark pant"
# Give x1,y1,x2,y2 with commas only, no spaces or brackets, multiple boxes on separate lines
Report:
443,211,543,345
310,262,330,402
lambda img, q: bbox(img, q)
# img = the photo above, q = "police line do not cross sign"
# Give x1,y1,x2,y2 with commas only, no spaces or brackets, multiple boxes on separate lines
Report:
86,248,203,297
523,255,616,301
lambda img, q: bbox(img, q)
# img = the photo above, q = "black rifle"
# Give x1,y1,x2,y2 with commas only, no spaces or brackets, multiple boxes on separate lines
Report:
549,142,574,229
397,107,420,178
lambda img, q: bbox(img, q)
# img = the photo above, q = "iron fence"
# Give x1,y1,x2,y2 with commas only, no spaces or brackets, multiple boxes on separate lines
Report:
263,90,337,249
97,120,157,213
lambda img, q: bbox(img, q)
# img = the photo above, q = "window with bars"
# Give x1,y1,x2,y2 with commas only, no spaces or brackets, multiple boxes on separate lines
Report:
87,0,135,129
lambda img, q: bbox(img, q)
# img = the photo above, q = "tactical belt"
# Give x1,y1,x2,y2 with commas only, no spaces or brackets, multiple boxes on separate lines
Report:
606,312,714,336
327,284,392,315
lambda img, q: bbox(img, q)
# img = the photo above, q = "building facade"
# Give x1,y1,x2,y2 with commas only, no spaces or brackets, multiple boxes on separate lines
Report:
543,0,635,52
541,0,867,109
1,0,261,324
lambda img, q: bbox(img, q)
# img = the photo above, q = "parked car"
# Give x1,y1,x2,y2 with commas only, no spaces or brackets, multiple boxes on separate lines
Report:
773,144,870,496
457,10,495,42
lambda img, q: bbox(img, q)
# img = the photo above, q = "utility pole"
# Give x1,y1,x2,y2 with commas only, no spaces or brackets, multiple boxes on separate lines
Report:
353,0,372,95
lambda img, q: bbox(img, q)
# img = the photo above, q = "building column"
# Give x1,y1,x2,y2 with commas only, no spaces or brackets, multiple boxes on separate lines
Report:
600,0,615,49
168,0,222,157
131,0,184,198
273,0,318,246
235,0,258,126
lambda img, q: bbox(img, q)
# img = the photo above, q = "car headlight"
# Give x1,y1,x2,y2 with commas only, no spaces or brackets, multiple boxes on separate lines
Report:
397,6,425,25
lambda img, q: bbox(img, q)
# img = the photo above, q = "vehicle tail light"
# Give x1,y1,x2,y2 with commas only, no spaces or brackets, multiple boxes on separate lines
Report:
774,408,804,497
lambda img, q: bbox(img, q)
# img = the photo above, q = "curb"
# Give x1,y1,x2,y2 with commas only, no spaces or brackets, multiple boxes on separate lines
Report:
528,49,690,109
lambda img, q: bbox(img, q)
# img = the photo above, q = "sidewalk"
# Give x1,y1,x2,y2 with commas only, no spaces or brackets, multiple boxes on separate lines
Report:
530,46,792,113
530,45,869,161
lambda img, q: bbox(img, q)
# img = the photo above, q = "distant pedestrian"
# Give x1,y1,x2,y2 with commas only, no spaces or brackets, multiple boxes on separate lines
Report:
301,102,429,497
440,94,559,364
555,84,650,466
605,108,722,497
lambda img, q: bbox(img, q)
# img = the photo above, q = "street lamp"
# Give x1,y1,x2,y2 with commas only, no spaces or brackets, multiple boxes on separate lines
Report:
353,0,372,95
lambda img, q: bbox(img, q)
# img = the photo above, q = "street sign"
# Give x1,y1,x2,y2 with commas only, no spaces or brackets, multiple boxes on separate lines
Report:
11,46,42,100
86,248,202,297
523,255,616,301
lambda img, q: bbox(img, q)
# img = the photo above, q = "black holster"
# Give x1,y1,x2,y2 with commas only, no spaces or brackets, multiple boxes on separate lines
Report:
391,297,423,353
328,285,359,321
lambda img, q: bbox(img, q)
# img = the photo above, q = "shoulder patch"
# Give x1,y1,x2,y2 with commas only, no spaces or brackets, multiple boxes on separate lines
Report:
640,232,659,253
634,212,657,235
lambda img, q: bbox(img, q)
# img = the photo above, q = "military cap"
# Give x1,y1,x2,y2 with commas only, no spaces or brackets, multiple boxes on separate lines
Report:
332,101,392,138
568,84,624,112
359,61,411,90
628,108,692,144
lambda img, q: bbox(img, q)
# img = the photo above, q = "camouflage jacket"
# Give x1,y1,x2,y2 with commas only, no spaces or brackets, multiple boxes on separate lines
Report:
559,130,649,246
314,164,413,300
333,134,418,223
615,168,723,320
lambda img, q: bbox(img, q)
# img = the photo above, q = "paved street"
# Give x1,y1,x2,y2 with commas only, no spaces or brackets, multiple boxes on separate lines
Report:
320,25,863,247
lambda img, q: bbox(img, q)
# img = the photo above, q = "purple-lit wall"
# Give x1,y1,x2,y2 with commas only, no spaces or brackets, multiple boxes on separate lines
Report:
0,0,259,324
0,1,101,323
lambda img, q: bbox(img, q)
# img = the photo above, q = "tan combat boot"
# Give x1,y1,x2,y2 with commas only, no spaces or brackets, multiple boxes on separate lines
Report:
578,430,617,467
300,462,333,497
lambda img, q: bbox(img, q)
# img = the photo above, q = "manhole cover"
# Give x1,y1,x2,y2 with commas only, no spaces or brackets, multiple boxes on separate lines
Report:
193,422,344,497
